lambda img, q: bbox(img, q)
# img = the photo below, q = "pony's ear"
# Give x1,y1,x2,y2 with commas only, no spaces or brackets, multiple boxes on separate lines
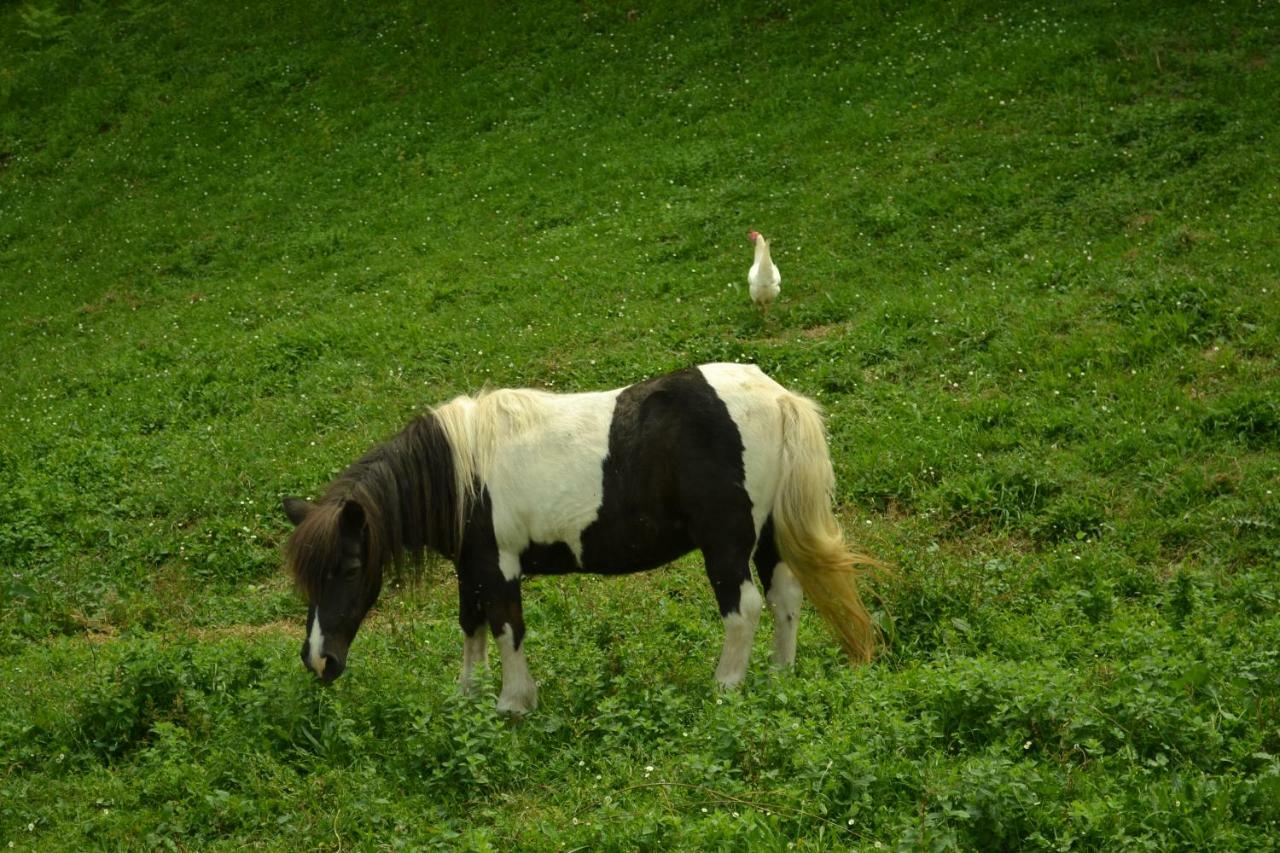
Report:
283,497,314,526
338,500,366,541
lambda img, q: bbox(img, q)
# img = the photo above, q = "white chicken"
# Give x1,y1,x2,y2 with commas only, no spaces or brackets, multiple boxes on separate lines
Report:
747,230,781,314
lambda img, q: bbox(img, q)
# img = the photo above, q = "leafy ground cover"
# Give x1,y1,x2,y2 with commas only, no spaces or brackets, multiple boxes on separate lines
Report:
2,0,1278,848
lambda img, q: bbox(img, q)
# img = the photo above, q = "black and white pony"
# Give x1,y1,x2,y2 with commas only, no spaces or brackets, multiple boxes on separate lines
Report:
282,363,877,712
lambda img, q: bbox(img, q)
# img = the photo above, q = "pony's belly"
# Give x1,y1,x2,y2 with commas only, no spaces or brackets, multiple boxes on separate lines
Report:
518,541,581,575
576,514,695,575
518,534,693,577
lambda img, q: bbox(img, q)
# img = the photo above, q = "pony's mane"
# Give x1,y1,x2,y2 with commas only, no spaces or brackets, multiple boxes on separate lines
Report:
285,412,461,600
431,387,556,509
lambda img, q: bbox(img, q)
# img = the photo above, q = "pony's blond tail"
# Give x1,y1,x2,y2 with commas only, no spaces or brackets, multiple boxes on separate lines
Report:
772,393,879,664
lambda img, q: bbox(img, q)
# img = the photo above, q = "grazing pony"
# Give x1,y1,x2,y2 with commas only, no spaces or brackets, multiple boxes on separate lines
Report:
282,363,877,712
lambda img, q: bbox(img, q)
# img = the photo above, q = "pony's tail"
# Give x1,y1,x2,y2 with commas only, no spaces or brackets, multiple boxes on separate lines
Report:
772,393,880,664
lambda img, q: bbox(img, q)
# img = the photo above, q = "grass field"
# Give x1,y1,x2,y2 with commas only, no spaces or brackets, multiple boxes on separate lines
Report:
2,0,1279,848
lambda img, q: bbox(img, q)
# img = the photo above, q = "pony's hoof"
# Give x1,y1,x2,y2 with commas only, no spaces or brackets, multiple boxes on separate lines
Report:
497,688,538,715
715,673,746,691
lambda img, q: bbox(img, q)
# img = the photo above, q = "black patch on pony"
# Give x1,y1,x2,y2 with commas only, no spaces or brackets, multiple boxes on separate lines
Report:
519,541,580,575
570,368,758,616
459,486,527,646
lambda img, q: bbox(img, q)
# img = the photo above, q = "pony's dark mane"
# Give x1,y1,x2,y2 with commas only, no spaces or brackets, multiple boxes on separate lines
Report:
285,412,461,601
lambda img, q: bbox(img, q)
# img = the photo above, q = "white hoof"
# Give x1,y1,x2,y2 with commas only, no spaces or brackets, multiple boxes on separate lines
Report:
715,672,746,691
770,650,797,669
496,684,538,715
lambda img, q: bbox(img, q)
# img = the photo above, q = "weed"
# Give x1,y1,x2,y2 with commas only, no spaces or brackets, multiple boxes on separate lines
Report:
2,0,1279,847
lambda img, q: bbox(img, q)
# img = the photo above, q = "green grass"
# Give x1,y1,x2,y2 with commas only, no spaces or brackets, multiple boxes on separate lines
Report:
2,0,1279,848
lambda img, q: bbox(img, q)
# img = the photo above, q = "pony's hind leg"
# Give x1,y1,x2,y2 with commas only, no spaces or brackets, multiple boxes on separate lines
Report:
764,563,803,667
705,556,763,689
691,489,762,689
754,516,803,668
715,578,763,688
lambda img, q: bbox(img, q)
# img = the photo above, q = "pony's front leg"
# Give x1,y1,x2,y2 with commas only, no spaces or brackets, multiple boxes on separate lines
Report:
490,552,537,714
458,570,489,694
461,630,488,693
494,623,537,714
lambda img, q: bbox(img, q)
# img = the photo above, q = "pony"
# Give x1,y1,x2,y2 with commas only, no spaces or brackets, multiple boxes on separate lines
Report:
282,363,878,712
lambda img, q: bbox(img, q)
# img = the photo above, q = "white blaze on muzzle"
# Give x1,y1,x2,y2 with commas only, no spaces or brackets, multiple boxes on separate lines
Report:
307,606,326,675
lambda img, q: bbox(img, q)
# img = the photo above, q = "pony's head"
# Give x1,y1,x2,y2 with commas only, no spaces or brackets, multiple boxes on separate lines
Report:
279,411,467,683
282,496,384,683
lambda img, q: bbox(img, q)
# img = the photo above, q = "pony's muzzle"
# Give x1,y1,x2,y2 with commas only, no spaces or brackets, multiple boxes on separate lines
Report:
317,653,345,682
300,640,347,683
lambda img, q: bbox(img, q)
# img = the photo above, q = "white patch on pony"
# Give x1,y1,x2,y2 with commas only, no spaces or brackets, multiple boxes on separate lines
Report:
697,363,787,536
440,387,619,566
307,609,326,675
766,562,804,667
715,579,763,689
498,550,522,582
460,629,488,694
495,623,538,714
